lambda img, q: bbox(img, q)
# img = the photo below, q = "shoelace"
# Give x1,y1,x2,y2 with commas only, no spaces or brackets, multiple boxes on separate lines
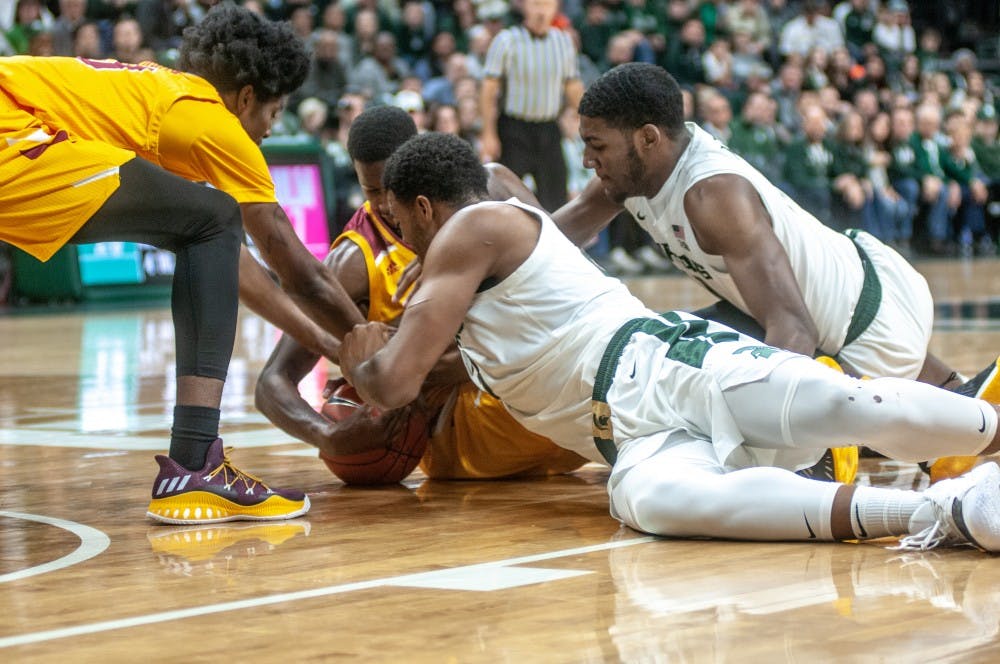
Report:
893,502,955,551
204,447,271,494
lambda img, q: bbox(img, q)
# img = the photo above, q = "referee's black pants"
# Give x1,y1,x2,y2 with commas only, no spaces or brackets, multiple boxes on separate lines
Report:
498,114,567,212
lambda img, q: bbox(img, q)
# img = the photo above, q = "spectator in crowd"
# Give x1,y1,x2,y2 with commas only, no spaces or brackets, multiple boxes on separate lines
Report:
318,2,356,71
730,28,772,88
865,110,912,252
135,0,213,55
772,60,805,141
480,0,582,211
783,103,835,223
944,115,992,256
349,7,381,64
464,23,492,79
873,0,915,69
393,88,427,131
663,17,706,86
703,36,737,93
325,92,368,232
287,4,315,44
427,101,461,135
414,29,458,82
6,0,53,55
290,28,347,112
841,0,875,60
729,90,785,185
700,90,734,144
344,0,395,38
916,26,945,74
912,103,959,254
724,0,771,58
887,106,924,247
72,20,104,58
972,105,1000,242
111,16,155,64
779,0,844,59
422,51,470,107
348,30,411,104
891,53,922,104
50,0,86,56
829,109,872,230
395,0,434,68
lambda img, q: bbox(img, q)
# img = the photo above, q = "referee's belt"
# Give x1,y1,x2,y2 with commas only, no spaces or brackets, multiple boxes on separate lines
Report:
501,113,558,124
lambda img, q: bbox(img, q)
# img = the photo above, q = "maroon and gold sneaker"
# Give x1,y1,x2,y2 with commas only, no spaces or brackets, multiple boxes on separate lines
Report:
147,438,310,524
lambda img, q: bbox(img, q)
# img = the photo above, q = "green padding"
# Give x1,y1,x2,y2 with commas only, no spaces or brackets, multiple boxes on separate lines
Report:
12,245,83,301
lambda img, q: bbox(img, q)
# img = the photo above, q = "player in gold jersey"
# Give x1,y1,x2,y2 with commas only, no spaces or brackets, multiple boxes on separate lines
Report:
0,5,371,523
255,106,586,478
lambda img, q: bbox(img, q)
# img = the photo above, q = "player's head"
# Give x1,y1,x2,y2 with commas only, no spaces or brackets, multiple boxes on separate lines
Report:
178,3,309,144
382,132,488,256
348,105,418,225
578,63,685,202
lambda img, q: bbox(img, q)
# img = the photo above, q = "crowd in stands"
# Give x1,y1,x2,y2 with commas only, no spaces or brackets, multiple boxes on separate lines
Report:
5,0,1000,272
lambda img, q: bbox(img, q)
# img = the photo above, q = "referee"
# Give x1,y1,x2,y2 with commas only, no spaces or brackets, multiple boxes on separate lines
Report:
479,0,583,211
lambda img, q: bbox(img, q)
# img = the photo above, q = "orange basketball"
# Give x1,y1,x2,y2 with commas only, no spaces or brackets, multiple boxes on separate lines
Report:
317,382,429,485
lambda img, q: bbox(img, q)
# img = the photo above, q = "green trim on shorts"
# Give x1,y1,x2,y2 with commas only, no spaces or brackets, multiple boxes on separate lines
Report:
590,315,740,465
841,229,883,348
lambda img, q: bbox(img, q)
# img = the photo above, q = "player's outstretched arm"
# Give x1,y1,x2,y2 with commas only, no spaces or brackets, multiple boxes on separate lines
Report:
550,176,623,247
685,174,819,356
255,242,409,457
240,202,366,339
238,245,341,361
343,207,512,410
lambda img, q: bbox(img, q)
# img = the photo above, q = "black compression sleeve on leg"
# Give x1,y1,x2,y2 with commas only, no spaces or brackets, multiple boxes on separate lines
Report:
169,405,221,470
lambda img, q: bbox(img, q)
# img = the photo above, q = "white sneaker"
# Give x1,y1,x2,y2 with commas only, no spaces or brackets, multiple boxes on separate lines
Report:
635,245,674,272
897,462,1000,552
606,247,645,276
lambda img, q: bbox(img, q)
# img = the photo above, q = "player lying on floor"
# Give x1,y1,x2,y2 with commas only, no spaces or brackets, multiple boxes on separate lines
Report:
339,132,1000,552
255,106,585,479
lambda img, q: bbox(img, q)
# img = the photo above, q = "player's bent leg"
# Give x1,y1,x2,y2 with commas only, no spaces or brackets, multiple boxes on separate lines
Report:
723,357,998,462
609,437,842,541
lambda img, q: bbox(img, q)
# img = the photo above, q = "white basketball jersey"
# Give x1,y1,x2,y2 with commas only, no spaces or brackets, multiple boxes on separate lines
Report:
624,123,863,355
457,199,656,463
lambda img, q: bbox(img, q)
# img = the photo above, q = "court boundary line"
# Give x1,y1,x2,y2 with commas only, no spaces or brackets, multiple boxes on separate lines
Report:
0,511,110,584
0,535,656,649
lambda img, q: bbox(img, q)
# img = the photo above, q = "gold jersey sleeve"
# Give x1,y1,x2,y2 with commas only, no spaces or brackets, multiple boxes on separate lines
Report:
332,206,587,479
0,57,275,204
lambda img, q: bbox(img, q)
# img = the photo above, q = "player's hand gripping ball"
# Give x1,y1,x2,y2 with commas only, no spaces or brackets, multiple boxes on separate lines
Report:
318,381,430,485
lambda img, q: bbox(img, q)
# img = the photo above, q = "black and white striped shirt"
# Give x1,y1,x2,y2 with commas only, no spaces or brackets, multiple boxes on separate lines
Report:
483,25,579,122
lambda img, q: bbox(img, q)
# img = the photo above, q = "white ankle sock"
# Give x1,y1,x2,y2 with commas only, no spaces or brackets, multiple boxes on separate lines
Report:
850,486,927,539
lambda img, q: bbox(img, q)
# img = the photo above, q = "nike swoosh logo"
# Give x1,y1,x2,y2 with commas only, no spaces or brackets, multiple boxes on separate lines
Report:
854,503,868,538
803,512,816,539
636,212,646,220
629,362,637,379
979,409,987,433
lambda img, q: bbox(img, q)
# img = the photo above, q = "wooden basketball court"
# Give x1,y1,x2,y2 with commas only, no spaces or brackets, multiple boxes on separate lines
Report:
3,259,1000,661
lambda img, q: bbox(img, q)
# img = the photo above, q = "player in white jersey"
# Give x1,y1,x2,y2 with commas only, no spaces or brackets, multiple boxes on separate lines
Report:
553,63,999,400
338,132,1000,552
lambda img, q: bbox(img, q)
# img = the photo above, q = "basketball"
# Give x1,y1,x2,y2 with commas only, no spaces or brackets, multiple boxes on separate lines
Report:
317,382,430,485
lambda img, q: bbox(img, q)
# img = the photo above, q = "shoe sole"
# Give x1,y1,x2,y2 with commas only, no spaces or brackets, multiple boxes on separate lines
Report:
146,494,311,525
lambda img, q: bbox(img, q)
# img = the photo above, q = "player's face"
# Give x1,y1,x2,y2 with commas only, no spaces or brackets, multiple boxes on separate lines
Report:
579,116,646,203
387,191,431,257
355,160,393,225
238,94,286,145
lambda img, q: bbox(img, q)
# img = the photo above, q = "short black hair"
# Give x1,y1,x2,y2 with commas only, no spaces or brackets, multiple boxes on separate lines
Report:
178,3,309,101
347,105,418,163
383,132,489,205
578,63,685,136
